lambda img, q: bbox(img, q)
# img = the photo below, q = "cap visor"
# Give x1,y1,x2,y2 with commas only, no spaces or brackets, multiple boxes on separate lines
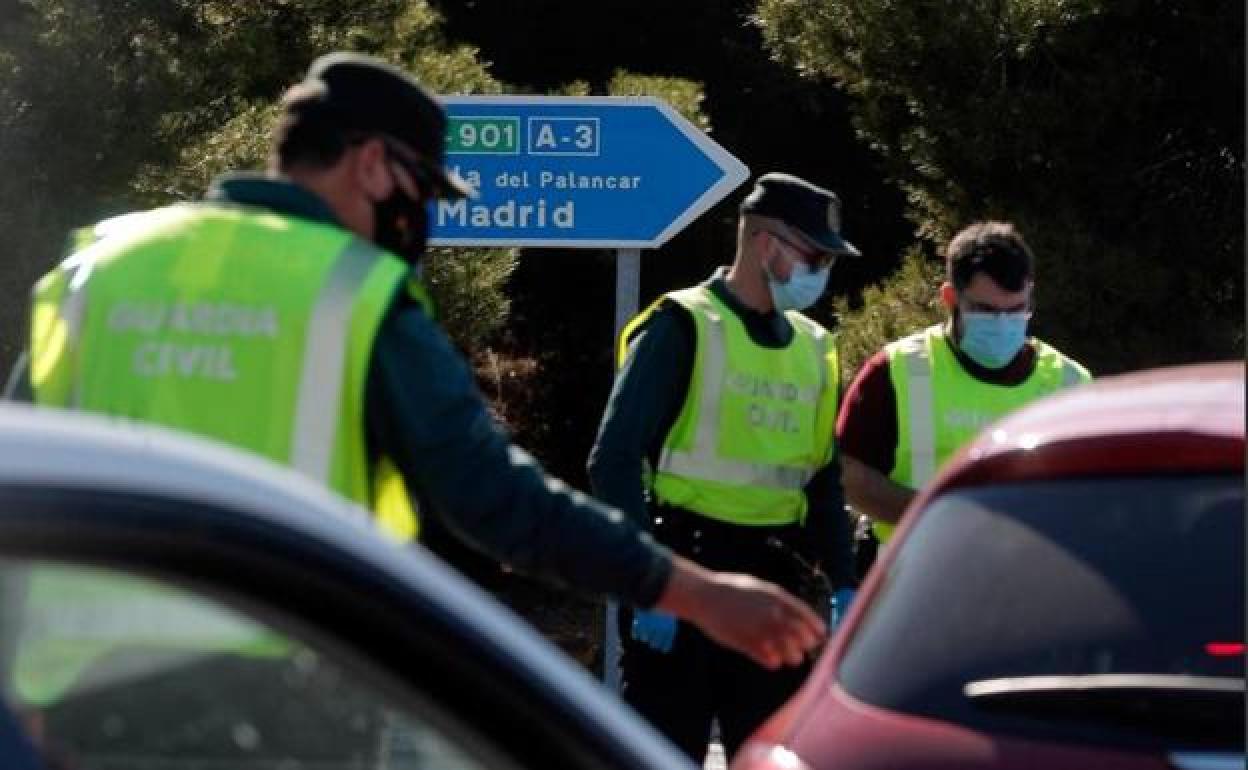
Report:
796,228,862,258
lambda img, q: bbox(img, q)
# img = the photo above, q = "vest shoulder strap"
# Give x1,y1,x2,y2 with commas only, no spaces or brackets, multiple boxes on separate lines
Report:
617,296,663,369
887,325,941,376
783,311,841,402
76,207,192,247
664,285,717,315
783,310,832,339
887,325,940,487
289,237,392,484
617,286,717,369
887,324,939,352
1032,338,1092,387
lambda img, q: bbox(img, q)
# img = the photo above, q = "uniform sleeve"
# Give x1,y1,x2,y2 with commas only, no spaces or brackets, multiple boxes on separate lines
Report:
366,302,673,607
836,349,898,475
585,303,694,527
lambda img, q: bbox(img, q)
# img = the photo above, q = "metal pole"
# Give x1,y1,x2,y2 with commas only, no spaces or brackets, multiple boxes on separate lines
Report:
613,248,642,346
604,247,641,693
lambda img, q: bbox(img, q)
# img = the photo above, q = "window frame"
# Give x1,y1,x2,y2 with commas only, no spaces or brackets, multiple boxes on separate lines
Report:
0,481,680,770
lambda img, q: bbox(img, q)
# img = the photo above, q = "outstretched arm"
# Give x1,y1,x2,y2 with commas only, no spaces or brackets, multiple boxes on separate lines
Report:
366,302,825,666
656,555,824,669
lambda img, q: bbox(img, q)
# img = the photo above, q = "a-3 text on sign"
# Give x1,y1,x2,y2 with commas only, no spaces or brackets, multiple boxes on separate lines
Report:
430,96,749,249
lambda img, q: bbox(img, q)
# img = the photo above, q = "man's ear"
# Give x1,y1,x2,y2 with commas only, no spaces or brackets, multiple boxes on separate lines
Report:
939,281,958,311
352,138,392,200
755,229,777,271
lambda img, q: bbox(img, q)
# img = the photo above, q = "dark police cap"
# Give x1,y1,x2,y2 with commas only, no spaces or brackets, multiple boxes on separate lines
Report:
740,172,860,256
284,52,473,199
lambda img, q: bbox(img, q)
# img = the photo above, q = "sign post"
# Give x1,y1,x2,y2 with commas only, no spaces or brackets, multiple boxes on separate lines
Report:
604,245,640,693
431,96,748,691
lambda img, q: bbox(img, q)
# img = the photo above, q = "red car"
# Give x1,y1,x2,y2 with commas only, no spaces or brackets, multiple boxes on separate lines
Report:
734,362,1245,770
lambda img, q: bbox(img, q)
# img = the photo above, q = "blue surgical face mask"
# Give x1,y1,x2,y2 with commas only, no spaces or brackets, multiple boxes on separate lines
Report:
767,261,830,312
959,311,1030,369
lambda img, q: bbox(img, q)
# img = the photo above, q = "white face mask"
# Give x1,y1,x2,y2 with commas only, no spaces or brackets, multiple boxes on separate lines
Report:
766,260,830,312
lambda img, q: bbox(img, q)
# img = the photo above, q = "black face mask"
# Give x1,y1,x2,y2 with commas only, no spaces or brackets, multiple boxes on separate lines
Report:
373,189,429,263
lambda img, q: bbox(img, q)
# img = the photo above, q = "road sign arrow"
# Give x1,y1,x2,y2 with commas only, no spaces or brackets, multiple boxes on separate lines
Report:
430,96,750,249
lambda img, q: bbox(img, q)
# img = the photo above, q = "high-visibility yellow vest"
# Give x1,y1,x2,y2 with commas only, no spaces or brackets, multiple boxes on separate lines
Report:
876,323,1090,541
619,286,840,526
29,203,420,541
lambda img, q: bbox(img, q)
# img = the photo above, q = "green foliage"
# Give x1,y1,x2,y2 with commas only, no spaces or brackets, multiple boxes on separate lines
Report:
1,0,516,363
551,80,591,97
607,71,711,132
544,70,711,124
121,2,517,355
755,0,1243,372
832,248,945,379
423,246,517,353
122,1,502,196
132,105,277,204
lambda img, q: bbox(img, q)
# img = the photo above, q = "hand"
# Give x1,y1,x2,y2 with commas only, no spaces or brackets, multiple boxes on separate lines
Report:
630,609,677,652
654,556,826,670
830,586,856,629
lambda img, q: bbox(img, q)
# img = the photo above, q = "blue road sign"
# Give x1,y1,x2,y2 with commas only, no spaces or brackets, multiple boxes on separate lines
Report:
429,96,749,249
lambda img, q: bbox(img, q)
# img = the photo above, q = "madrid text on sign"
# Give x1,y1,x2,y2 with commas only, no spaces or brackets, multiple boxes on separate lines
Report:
430,96,748,249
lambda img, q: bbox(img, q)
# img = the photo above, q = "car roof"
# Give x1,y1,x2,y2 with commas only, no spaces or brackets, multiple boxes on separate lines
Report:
928,361,1244,496
0,404,692,770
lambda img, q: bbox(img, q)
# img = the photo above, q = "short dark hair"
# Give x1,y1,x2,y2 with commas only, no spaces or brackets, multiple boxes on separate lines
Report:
272,94,353,171
945,221,1034,292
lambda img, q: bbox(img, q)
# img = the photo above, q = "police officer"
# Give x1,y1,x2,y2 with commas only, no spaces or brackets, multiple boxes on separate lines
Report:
838,221,1091,544
588,173,859,762
11,53,824,670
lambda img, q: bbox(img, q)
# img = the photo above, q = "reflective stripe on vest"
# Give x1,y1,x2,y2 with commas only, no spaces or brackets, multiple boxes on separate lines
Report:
656,303,824,492
51,250,93,409
901,335,937,488
875,325,1090,542
290,238,382,484
639,286,838,526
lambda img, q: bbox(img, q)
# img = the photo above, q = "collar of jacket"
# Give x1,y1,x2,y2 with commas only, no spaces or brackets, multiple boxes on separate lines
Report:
205,172,342,229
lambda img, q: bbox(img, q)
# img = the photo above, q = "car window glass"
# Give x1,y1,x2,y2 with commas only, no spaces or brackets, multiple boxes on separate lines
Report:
0,560,509,770
839,475,1244,751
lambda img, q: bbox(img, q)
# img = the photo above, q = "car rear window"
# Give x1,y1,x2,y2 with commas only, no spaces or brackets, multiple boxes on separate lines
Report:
839,474,1244,751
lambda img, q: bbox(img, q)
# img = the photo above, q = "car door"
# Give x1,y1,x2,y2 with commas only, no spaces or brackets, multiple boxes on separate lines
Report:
0,407,692,770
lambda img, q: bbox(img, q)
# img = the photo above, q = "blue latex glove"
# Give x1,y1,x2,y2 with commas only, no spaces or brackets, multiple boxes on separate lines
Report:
631,609,678,653
830,587,857,629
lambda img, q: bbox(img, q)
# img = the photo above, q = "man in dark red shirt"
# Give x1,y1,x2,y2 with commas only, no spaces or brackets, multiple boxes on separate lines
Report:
836,222,1089,544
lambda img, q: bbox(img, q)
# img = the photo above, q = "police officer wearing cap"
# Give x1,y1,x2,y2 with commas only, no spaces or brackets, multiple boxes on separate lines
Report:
12,54,826,671
588,172,860,762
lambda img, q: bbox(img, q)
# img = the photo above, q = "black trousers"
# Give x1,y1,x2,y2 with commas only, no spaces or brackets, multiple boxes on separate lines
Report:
619,508,815,763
